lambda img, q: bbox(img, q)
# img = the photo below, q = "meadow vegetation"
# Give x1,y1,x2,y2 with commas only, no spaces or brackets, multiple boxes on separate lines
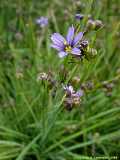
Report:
0,0,120,159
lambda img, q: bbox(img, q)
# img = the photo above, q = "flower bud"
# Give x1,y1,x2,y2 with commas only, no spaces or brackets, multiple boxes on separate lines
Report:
37,72,48,82
75,14,84,21
85,48,97,60
85,19,103,32
85,19,96,32
71,76,80,85
89,48,97,57
86,81,94,90
102,81,114,91
94,20,103,30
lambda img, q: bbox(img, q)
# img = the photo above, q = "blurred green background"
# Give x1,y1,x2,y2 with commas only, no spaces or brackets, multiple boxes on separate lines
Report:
0,0,120,159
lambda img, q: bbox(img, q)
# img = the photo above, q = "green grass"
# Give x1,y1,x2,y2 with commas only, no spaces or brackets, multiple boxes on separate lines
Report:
0,0,120,159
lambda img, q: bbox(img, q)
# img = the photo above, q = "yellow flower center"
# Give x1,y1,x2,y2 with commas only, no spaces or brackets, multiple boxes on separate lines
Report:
64,41,72,53
65,45,72,52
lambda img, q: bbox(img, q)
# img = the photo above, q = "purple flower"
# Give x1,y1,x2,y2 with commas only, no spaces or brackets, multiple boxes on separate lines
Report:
75,14,84,20
75,89,84,97
63,85,84,98
63,85,84,110
63,85,75,96
36,16,48,28
51,26,83,58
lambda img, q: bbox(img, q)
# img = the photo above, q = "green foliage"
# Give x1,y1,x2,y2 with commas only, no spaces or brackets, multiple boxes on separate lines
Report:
0,0,120,159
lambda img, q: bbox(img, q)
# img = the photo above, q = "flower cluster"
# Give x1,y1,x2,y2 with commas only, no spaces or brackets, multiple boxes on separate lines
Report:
85,19,103,33
36,13,103,111
63,85,84,111
75,13,103,31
